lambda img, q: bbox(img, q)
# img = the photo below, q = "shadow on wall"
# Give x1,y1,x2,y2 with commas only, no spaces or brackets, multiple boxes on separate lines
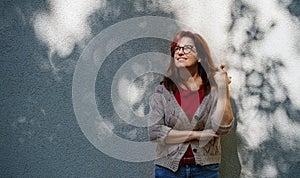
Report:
10,0,300,177
2,0,177,177
93,1,243,178
220,98,241,178
228,0,300,177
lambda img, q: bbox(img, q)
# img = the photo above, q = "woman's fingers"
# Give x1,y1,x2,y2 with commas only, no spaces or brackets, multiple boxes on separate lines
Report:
218,64,232,85
197,129,219,140
220,64,226,70
228,76,232,84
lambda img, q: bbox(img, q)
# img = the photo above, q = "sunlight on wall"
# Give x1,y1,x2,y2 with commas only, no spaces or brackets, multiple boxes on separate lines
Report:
33,0,106,70
159,0,300,177
31,0,300,176
159,0,233,63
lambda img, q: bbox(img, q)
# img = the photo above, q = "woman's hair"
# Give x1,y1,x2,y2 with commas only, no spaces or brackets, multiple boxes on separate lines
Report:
162,30,218,96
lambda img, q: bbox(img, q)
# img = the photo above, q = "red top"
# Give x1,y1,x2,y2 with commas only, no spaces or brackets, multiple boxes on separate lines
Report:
174,86,204,159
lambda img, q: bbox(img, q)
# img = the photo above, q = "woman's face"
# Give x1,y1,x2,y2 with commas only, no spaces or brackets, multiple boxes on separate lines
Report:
174,36,199,69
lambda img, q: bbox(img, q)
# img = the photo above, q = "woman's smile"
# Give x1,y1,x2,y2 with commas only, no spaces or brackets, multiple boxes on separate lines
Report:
177,57,188,62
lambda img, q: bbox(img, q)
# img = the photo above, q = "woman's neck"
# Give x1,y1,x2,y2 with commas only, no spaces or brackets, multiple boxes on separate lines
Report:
178,66,202,91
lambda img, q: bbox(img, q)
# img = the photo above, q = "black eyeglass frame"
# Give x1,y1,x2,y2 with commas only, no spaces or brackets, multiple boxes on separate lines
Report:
174,45,195,54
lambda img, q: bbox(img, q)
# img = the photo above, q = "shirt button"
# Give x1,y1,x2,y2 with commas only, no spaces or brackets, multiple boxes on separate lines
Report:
193,148,197,153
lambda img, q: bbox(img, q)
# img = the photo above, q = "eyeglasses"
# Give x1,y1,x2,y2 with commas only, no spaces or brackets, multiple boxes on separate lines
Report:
174,45,194,54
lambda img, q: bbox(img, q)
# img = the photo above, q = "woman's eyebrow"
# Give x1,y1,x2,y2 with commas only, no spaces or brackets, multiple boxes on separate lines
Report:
176,44,193,46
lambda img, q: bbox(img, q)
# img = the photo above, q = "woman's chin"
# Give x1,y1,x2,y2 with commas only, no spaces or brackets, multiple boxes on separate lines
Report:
175,65,187,69
175,62,188,68
175,62,197,69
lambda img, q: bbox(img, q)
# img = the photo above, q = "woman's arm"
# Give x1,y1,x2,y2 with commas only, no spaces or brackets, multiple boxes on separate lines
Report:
210,66,234,134
165,129,219,144
217,79,233,126
148,86,172,142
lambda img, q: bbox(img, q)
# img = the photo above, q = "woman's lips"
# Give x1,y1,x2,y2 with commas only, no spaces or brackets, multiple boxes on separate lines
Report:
177,57,187,62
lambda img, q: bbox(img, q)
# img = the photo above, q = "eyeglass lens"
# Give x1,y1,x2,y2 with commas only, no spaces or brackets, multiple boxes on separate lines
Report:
175,45,193,54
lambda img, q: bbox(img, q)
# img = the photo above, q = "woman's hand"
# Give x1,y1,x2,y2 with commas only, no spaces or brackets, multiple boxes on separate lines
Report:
214,64,231,88
193,129,219,141
211,64,234,129
165,129,219,144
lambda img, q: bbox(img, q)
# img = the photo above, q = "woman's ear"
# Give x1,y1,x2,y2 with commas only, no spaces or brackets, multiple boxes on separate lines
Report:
198,58,201,63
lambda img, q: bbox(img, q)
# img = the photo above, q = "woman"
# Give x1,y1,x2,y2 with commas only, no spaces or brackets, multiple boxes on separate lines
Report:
148,30,234,178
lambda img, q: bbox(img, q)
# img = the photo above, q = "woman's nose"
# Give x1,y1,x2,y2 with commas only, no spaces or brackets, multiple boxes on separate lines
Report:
178,48,184,54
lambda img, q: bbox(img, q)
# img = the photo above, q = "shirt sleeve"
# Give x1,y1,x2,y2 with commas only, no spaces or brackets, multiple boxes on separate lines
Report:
147,86,172,143
212,116,234,135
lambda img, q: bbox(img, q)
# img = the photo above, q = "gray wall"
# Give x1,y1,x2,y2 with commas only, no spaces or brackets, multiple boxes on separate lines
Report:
1,0,299,177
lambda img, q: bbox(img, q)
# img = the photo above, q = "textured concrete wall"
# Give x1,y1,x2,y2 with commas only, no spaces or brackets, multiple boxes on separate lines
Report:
1,0,300,177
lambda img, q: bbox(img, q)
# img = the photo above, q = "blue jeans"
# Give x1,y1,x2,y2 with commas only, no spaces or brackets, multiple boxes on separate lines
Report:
155,164,220,178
